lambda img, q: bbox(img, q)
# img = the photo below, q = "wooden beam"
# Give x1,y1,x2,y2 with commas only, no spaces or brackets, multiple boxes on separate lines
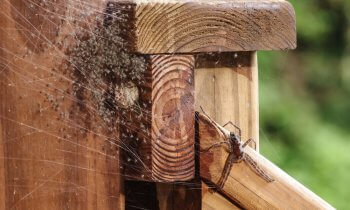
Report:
198,112,335,210
0,120,5,210
133,0,296,53
202,182,241,210
122,55,195,182
93,0,296,54
0,1,124,209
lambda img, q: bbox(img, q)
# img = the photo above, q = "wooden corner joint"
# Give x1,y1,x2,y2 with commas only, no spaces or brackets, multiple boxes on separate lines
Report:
120,0,296,182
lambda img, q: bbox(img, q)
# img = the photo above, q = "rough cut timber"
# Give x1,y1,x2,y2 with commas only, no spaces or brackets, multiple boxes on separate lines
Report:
122,55,195,182
202,182,241,210
195,52,259,149
0,1,124,209
195,52,260,210
198,112,335,210
133,0,296,53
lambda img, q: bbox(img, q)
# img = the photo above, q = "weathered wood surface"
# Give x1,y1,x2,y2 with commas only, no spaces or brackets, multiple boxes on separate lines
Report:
0,1,125,209
0,0,299,209
195,52,259,209
195,52,259,150
122,55,195,182
198,112,335,210
202,182,241,210
134,0,296,53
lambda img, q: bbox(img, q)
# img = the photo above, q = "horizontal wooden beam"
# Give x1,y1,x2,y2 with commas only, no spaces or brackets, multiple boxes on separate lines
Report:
108,0,296,54
134,0,296,53
198,112,335,210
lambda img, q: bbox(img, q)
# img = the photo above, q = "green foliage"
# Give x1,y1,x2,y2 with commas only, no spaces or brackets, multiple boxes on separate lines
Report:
259,1,350,209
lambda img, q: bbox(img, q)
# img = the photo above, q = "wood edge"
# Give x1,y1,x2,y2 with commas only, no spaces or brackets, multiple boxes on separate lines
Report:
198,113,335,210
202,182,242,210
133,0,297,54
245,147,335,210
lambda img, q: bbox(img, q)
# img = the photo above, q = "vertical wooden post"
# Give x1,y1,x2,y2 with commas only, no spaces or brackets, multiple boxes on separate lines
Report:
195,52,259,209
195,52,259,149
0,1,124,209
0,121,5,210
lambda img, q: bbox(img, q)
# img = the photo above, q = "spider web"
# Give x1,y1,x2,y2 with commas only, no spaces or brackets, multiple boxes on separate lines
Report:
0,1,209,209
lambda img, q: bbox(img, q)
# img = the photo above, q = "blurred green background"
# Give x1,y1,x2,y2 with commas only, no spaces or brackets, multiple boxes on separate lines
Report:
259,0,350,209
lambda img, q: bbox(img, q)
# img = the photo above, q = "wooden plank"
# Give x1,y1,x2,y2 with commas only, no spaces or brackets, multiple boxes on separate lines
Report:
0,118,5,210
195,52,259,209
198,112,335,210
151,114,201,210
195,52,259,150
0,1,125,209
202,182,241,210
134,0,296,53
122,55,195,182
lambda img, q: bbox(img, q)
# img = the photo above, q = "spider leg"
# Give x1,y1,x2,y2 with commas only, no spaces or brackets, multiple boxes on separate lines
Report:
242,138,255,148
199,106,210,118
223,121,242,137
199,106,229,139
216,153,235,191
242,138,258,150
201,141,230,152
243,154,274,182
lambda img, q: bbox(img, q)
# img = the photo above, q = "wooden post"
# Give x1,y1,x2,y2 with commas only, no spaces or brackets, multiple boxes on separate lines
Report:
195,52,259,149
0,1,124,209
195,51,259,209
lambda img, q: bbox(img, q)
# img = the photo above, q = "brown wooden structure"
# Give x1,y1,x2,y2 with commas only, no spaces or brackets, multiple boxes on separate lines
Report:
0,0,334,209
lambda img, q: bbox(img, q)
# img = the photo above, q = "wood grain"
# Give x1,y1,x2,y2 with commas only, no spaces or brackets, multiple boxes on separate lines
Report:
123,55,195,182
195,52,259,150
195,52,259,209
198,112,335,210
134,0,296,53
0,1,124,209
202,182,241,210
0,0,300,209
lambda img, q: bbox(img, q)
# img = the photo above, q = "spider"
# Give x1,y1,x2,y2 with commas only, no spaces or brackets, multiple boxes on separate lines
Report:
200,107,274,191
